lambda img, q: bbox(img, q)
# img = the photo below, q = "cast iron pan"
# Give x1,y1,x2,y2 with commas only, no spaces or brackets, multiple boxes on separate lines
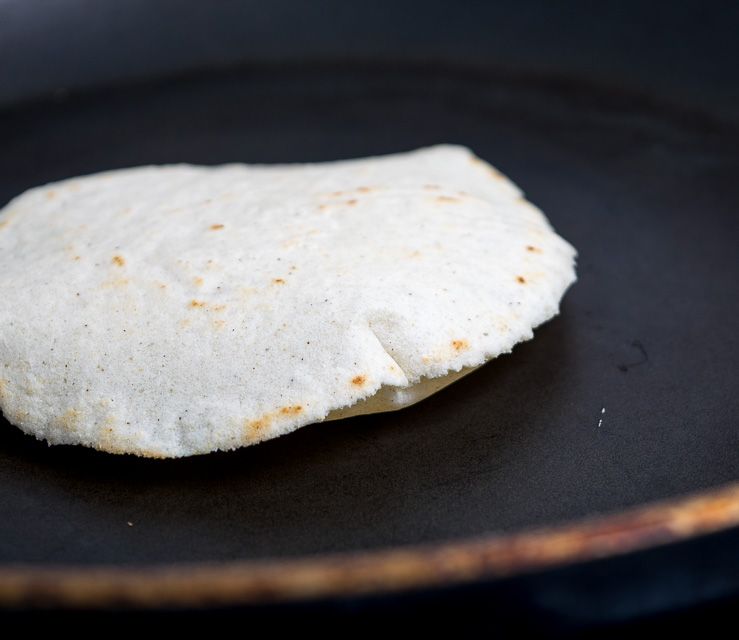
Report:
1,62,738,631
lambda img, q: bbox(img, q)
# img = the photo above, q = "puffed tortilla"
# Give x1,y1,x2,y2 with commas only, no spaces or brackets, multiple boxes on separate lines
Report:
0,145,577,457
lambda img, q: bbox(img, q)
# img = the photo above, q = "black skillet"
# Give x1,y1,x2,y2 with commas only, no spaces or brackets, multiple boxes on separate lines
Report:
1,2,739,634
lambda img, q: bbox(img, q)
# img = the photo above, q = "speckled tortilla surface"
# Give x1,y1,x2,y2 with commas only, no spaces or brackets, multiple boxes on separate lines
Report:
0,145,577,457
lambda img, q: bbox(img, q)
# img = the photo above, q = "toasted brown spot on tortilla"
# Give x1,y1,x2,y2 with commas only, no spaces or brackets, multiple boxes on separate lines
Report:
247,417,262,430
317,204,328,211
282,237,301,249
345,199,358,206
238,286,258,298
452,339,469,352
0,220,8,231
246,416,272,439
280,405,303,416
46,191,58,200
351,375,366,387
190,300,206,308
471,156,503,178
193,277,204,287
112,255,125,267
272,278,285,284
59,408,81,432
517,276,526,284
74,256,81,261
437,196,459,203
356,186,371,193
209,224,224,230
100,278,130,289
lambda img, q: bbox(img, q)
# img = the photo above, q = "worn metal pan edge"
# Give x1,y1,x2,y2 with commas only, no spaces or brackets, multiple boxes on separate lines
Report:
1,480,738,610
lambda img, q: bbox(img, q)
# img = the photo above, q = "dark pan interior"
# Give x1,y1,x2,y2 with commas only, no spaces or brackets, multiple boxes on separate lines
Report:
0,64,738,574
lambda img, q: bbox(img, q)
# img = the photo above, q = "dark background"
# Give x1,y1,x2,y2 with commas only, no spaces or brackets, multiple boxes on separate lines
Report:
2,0,739,120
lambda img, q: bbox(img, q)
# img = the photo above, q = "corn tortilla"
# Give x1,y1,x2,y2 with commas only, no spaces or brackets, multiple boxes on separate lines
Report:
0,145,577,457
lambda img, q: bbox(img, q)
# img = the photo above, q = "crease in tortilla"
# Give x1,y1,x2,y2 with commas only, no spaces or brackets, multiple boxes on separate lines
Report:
324,366,480,421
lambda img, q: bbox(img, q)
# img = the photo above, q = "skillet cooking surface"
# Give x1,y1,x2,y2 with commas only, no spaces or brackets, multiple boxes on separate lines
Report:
0,64,738,573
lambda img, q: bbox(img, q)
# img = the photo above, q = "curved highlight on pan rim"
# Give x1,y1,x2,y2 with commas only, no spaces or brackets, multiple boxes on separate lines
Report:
2,480,739,610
